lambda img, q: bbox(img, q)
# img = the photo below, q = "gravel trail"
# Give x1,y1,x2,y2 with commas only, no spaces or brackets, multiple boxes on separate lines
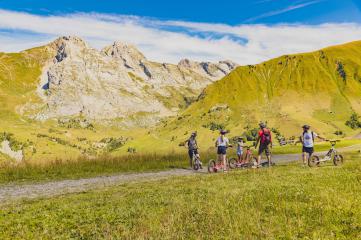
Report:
1,145,359,203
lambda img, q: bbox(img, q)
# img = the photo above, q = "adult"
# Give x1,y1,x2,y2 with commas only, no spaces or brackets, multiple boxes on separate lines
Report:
299,125,325,166
215,130,231,172
185,132,200,168
255,122,272,167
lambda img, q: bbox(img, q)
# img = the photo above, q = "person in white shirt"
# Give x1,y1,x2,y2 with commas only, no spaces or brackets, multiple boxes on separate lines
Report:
215,130,231,172
300,125,325,166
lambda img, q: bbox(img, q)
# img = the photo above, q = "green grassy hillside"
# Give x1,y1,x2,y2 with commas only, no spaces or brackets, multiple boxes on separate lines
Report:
156,41,361,149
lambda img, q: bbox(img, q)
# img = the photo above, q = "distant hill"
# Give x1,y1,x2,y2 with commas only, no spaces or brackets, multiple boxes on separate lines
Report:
158,41,361,145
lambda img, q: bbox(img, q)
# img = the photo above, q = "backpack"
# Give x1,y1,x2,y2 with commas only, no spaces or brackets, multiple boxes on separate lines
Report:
262,129,271,145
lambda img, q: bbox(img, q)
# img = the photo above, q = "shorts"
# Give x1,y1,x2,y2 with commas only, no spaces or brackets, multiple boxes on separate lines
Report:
217,146,227,155
188,149,198,159
302,146,314,156
258,143,271,156
237,150,243,156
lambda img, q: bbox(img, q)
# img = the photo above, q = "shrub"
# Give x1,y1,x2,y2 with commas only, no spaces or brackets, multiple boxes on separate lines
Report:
336,61,346,81
100,137,127,152
242,128,259,141
345,113,361,129
202,122,225,131
127,147,137,153
334,130,343,136
58,118,94,130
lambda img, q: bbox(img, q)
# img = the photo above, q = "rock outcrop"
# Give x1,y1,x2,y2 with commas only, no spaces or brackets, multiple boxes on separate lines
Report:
0,140,23,162
33,36,237,124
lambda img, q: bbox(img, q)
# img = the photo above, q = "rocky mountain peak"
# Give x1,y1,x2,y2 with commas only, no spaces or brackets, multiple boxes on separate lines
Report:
102,41,146,68
178,58,199,68
47,36,90,63
219,60,238,70
33,36,237,124
50,36,88,50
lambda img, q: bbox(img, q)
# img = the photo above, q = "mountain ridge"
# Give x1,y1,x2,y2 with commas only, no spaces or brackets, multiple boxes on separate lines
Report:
5,36,237,126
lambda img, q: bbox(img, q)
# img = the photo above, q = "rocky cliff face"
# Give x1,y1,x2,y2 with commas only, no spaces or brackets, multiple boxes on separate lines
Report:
34,36,236,125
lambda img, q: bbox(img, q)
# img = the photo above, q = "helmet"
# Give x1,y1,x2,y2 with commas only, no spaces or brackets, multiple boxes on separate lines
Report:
259,122,266,128
191,132,197,137
220,129,227,135
302,125,310,130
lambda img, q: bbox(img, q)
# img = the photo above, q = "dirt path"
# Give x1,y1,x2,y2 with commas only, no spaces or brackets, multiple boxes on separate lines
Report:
1,145,359,204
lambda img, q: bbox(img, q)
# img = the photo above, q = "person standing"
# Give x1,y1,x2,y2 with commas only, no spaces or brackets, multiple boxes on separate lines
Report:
185,132,200,169
215,130,231,172
237,137,244,163
255,122,272,167
300,125,325,166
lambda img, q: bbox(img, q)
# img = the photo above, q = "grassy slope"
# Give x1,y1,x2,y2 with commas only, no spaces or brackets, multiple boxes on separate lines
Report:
2,41,361,162
1,154,360,239
152,41,361,152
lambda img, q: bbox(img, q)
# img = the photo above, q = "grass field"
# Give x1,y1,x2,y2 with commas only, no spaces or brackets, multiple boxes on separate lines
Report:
1,139,360,185
1,153,360,239
271,139,361,154
0,152,192,185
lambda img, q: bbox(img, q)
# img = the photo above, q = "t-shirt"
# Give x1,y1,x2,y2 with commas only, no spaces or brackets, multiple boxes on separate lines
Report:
216,136,229,147
258,128,272,144
187,137,198,150
302,131,318,148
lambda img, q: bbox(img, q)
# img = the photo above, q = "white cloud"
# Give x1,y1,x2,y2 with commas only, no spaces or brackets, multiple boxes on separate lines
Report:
245,0,324,22
0,9,361,65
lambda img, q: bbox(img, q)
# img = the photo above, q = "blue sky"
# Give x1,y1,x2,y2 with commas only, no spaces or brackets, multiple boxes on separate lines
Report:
1,0,361,24
1,0,361,64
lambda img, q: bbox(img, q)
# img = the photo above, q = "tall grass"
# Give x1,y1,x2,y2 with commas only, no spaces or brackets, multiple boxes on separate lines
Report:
0,151,217,184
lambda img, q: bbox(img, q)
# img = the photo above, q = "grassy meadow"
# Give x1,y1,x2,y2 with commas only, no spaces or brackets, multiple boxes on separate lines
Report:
0,152,191,185
0,153,360,239
0,137,360,185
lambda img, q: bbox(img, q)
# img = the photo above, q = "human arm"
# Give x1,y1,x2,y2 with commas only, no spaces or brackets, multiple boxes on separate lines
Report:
184,139,189,148
317,135,326,141
314,132,326,141
227,138,232,148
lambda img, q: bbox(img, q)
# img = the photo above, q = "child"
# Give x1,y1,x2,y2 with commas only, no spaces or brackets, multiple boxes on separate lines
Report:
215,130,230,172
237,137,244,163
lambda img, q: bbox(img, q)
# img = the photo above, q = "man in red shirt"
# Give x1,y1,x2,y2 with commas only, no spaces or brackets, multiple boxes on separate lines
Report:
254,122,272,167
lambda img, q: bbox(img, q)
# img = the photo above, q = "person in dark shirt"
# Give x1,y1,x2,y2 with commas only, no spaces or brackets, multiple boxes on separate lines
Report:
185,132,200,168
